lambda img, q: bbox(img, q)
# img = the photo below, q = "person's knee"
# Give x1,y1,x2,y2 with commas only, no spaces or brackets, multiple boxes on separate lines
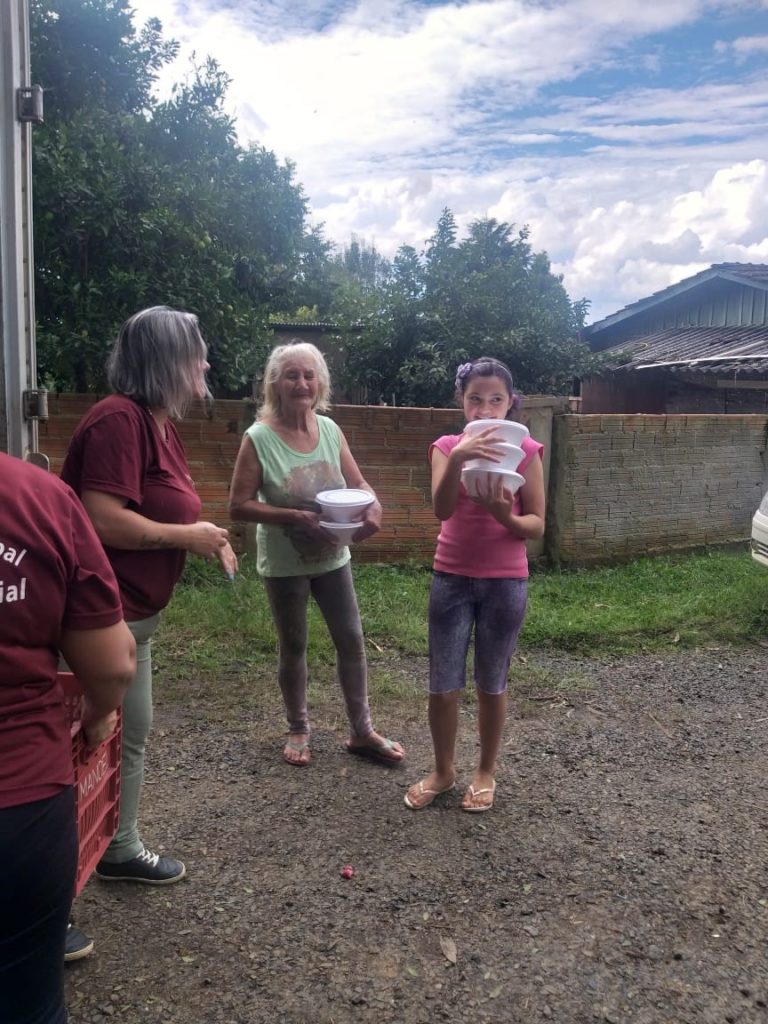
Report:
429,689,460,705
334,626,365,661
120,705,153,751
279,634,308,661
476,683,507,699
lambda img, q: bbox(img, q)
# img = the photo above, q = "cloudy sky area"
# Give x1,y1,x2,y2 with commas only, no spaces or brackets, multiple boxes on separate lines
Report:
128,0,768,322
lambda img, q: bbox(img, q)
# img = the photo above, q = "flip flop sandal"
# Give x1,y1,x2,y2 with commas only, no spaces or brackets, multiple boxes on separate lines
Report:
283,737,311,767
345,737,404,767
461,782,496,812
404,779,456,810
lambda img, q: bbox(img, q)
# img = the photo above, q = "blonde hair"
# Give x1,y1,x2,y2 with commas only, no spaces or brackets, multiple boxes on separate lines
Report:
259,341,332,419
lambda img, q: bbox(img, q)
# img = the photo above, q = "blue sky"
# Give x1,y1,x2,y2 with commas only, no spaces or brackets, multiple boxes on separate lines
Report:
129,0,768,322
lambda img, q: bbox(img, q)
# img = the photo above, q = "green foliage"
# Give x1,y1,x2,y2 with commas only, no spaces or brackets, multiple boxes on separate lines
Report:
29,4,600,402
524,548,768,652
158,550,768,685
31,0,312,392
332,209,601,405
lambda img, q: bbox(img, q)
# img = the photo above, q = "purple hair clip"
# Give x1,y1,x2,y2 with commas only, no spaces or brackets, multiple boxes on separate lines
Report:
454,362,474,391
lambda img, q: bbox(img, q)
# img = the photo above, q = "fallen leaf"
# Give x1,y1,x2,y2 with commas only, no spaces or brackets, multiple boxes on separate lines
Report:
440,936,458,964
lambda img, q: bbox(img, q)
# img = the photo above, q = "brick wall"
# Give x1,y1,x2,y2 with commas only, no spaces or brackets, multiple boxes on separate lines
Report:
547,414,768,563
42,398,763,566
39,395,558,564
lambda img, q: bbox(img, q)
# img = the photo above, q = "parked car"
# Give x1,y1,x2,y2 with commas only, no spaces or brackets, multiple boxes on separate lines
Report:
751,490,768,566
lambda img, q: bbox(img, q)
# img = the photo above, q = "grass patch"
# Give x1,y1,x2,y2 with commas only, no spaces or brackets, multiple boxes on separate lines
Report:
523,547,768,652
156,548,768,698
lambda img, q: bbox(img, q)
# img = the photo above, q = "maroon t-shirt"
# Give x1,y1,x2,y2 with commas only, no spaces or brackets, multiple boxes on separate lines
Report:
61,394,202,621
0,453,123,809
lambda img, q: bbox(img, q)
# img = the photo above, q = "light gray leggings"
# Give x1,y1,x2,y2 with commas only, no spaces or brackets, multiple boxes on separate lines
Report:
263,563,373,738
101,613,160,863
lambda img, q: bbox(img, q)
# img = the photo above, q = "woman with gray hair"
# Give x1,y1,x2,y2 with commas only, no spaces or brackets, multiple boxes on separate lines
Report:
229,341,404,768
62,305,236,888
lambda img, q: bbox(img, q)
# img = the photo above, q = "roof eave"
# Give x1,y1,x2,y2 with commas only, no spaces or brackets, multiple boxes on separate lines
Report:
583,268,723,336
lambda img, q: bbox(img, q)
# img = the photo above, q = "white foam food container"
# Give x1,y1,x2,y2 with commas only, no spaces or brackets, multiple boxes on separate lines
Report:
463,442,525,473
315,488,375,523
461,467,525,501
462,419,529,447
319,520,359,545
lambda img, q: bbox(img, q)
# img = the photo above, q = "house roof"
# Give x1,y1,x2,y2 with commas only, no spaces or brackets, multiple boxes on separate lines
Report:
584,263,768,337
602,325,768,376
270,321,340,332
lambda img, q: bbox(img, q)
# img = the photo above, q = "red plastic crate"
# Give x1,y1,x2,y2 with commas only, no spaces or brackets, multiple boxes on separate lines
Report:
59,672,122,897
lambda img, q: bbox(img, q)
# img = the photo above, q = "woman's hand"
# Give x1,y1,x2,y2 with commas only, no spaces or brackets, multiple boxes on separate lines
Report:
449,426,505,467
186,521,230,558
291,509,332,545
81,705,119,749
352,499,382,543
216,541,238,580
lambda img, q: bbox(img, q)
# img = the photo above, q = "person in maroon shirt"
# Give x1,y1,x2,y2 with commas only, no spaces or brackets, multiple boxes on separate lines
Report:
0,453,135,1024
62,306,236,892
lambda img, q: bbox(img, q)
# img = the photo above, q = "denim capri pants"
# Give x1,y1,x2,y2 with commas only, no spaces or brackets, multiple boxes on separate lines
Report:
428,571,528,695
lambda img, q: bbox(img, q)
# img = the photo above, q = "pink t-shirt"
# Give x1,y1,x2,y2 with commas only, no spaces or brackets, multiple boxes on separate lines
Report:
431,433,544,579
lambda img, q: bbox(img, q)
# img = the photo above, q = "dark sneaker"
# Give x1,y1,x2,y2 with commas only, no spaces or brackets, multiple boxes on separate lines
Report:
94,847,186,885
64,923,94,962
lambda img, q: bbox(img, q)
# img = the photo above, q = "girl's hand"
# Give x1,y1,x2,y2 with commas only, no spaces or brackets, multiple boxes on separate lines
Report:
352,499,382,543
475,472,517,526
450,426,505,467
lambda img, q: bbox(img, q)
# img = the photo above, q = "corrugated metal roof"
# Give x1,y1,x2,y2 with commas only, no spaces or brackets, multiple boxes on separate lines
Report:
717,263,768,283
585,263,768,335
271,321,340,331
604,325,768,375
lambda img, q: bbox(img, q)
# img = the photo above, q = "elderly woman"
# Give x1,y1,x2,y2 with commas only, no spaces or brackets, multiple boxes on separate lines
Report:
62,306,236,886
0,453,135,1024
229,342,404,768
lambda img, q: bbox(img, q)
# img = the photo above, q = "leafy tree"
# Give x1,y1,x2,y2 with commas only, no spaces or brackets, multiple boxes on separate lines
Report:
335,210,597,406
30,0,314,393
335,236,390,295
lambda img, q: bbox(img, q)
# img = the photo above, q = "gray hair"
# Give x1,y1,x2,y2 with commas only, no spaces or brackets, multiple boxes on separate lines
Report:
259,341,331,419
107,306,211,419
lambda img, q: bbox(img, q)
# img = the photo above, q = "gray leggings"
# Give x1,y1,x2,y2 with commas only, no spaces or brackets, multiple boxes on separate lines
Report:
263,563,373,738
101,613,160,863
61,614,158,864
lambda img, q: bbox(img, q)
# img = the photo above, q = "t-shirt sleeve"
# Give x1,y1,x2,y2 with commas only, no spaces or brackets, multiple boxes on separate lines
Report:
517,436,544,475
76,409,148,506
428,434,459,462
62,487,124,631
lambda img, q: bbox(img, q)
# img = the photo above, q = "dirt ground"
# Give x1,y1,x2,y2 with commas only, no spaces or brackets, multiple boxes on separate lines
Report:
65,646,768,1024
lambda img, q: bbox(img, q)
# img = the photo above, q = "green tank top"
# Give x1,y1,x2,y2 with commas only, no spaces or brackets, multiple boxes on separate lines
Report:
245,415,351,577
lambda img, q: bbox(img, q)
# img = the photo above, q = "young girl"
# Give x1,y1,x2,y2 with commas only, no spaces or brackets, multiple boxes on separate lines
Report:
404,357,545,812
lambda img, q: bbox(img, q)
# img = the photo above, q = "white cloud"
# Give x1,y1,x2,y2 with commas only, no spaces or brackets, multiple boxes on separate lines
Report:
127,0,768,321
719,33,768,57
